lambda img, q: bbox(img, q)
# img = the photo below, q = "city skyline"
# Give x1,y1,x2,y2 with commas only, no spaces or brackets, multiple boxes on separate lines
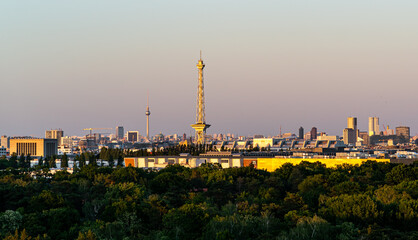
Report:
1,1,418,137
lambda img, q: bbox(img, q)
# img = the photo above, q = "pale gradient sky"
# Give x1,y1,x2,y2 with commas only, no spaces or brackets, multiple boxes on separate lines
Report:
1,1,418,138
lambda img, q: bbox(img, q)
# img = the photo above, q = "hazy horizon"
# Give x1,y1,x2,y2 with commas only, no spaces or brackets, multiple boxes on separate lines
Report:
1,1,418,138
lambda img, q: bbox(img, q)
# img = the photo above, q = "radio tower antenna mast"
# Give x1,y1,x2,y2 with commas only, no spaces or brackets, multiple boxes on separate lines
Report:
191,51,210,145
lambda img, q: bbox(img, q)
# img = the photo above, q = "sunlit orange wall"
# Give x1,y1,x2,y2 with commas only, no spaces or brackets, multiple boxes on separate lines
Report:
125,158,135,167
256,158,390,172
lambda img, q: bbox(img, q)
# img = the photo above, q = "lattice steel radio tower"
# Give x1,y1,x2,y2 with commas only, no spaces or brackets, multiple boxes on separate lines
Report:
191,52,210,144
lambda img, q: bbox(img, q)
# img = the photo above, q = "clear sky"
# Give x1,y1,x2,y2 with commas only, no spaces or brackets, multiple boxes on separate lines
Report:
1,1,418,138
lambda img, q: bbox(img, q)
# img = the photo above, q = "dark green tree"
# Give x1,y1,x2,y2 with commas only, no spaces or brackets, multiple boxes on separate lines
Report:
88,153,97,167
9,153,18,168
38,156,43,167
386,164,416,184
108,154,115,168
61,153,68,168
25,154,32,168
19,153,25,168
163,203,211,240
49,155,57,168
79,154,86,167
117,156,124,166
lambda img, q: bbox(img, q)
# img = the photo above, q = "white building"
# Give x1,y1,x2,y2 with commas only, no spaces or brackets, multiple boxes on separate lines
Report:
58,146,73,155
60,136,74,147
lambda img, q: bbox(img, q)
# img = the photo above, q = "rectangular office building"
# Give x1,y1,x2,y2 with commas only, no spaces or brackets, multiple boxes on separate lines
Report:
9,138,58,157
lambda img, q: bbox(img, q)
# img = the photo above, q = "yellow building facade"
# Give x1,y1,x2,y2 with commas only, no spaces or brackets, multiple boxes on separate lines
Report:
125,155,390,172
257,158,390,172
9,138,58,157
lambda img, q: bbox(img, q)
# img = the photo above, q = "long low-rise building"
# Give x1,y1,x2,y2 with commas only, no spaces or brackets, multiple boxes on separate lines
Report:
125,153,390,172
209,139,346,151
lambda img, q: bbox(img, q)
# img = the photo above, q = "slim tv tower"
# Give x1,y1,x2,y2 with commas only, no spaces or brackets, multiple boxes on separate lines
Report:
191,51,210,144
145,92,151,140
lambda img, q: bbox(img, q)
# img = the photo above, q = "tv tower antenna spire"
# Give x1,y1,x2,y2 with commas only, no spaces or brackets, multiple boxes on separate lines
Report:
191,51,210,144
145,91,151,140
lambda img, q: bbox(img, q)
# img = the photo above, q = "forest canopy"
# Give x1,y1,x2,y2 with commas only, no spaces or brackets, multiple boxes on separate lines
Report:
0,160,417,240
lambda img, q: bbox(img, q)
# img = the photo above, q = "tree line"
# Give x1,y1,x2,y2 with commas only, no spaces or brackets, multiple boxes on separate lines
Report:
0,159,417,239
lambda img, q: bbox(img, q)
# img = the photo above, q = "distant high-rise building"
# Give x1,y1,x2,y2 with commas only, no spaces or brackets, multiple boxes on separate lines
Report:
368,117,374,136
299,127,304,139
396,126,410,139
347,117,356,129
347,117,358,140
310,127,317,140
116,126,124,140
374,118,379,133
368,117,380,136
45,129,64,146
1,136,10,149
92,133,102,144
127,131,139,142
343,128,356,145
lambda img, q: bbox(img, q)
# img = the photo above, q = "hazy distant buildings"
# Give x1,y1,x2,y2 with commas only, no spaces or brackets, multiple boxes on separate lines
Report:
45,129,63,146
9,138,58,157
368,117,380,136
369,134,409,145
310,127,317,140
396,126,410,139
127,131,139,142
299,127,304,139
343,128,356,145
116,126,124,140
